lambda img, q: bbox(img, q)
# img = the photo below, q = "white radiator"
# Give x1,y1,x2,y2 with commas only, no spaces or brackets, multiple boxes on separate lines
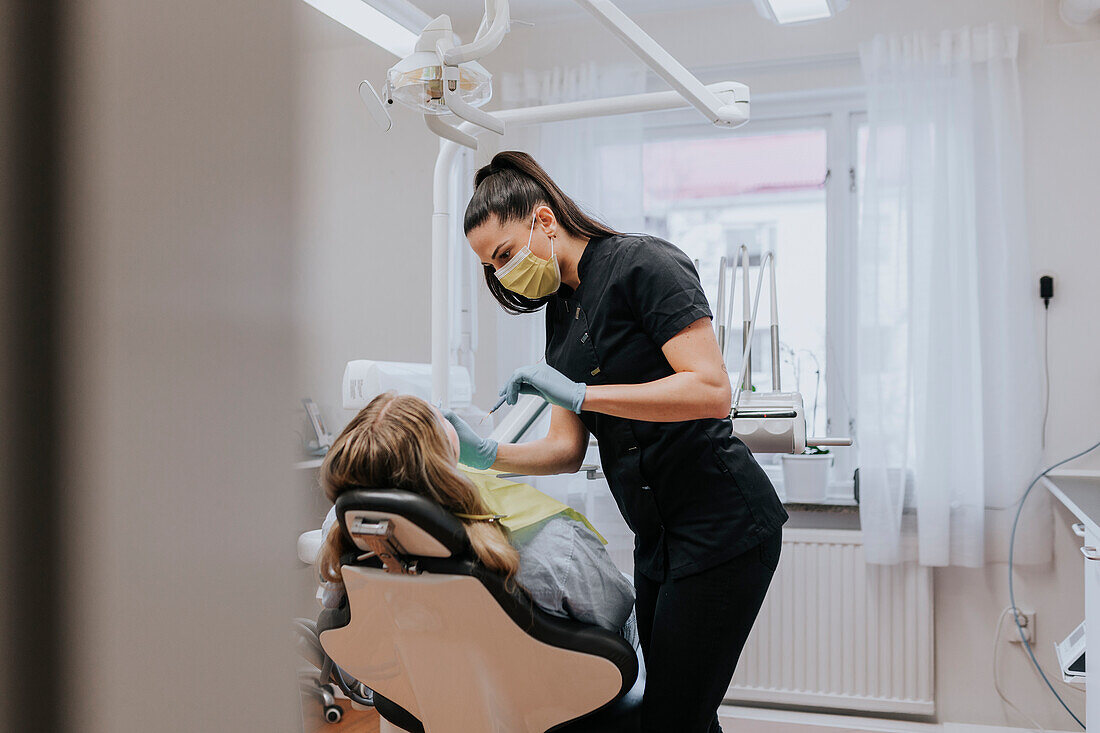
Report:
726,528,935,715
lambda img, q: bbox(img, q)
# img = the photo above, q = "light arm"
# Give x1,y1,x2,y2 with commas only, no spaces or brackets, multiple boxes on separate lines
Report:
441,0,510,65
573,0,749,127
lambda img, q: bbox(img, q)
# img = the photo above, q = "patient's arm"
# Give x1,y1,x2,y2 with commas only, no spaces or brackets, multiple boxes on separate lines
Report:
491,405,588,475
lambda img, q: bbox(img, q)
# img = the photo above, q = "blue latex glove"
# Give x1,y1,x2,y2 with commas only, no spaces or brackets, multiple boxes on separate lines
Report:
442,409,498,470
500,363,587,414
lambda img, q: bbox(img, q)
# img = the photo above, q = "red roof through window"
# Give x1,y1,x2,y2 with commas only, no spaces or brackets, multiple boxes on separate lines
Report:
643,130,827,206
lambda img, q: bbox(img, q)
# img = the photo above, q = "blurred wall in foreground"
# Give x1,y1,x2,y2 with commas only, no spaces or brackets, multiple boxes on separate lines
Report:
2,2,67,731
4,0,300,731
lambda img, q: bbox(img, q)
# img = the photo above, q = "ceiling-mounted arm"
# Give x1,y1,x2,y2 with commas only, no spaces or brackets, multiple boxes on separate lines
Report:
424,0,507,147
473,2,492,42
574,0,749,128
441,0,510,65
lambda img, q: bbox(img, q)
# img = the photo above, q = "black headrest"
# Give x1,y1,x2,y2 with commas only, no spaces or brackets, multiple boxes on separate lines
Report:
335,488,473,559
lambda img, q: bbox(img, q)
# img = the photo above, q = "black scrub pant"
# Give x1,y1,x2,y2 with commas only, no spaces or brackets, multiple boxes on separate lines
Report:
634,528,781,733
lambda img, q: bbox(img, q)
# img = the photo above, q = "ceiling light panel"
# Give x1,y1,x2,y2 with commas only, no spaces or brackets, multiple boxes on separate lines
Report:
301,0,422,57
755,0,848,25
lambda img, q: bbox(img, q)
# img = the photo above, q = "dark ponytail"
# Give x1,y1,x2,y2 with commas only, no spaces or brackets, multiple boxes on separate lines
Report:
464,151,620,314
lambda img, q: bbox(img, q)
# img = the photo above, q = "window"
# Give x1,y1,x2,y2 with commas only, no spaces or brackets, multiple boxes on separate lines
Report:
637,94,865,495
643,126,829,438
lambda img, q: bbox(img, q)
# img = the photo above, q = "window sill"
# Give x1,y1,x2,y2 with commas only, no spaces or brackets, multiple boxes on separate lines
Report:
782,499,858,513
763,464,855,505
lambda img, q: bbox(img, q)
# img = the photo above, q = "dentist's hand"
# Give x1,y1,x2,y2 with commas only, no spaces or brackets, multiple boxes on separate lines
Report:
500,363,587,414
442,409,498,470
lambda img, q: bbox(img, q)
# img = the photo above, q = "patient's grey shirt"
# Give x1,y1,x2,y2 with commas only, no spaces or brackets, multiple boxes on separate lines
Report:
510,515,636,640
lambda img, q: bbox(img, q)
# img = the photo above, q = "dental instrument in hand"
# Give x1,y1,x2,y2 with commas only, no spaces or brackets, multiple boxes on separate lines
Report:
481,356,544,424
481,394,508,424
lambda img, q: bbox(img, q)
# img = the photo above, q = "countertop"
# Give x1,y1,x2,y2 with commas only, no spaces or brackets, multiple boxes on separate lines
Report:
1044,472,1100,538
783,501,858,513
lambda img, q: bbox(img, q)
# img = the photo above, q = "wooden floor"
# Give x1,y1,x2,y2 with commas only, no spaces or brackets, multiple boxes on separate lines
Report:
301,694,381,733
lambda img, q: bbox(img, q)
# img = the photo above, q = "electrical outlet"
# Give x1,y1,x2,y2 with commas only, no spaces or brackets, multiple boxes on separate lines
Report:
1008,609,1036,644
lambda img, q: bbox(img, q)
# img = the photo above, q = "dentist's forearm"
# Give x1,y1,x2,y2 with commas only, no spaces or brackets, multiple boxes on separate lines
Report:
491,437,583,475
582,372,732,422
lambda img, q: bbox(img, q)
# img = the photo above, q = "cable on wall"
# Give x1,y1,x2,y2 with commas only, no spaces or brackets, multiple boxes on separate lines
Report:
1008,438,1100,730
1040,274,1054,449
992,606,1047,731
1041,306,1051,449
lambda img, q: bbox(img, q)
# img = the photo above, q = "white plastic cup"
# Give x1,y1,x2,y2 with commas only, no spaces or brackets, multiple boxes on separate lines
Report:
779,453,833,503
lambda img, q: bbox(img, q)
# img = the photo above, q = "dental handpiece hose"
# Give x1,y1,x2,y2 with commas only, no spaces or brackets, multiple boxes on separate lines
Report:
769,256,780,392
741,245,751,392
731,252,773,414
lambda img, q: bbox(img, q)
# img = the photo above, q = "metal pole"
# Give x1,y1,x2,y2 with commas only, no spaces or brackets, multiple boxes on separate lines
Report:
715,256,727,353
740,245,752,392
431,138,461,407
769,254,780,391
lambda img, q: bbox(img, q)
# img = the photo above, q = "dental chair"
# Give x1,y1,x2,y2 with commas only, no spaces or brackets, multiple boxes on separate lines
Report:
316,488,644,733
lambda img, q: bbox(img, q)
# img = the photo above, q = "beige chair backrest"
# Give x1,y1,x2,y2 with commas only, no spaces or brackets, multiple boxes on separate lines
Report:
319,566,624,733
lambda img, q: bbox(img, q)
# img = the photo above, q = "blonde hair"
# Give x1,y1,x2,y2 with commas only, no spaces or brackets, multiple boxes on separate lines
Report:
317,392,519,586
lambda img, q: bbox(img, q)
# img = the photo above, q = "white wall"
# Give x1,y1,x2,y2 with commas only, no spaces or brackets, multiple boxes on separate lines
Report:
295,4,443,419
64,0,300,730
293,0,1100,728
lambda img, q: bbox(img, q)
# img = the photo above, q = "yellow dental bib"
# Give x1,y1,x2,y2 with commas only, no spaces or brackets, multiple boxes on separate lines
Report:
459,467,607,544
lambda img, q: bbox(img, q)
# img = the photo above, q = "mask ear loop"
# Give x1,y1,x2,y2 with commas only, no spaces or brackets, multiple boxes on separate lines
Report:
496,210,541,282
536,206,557,265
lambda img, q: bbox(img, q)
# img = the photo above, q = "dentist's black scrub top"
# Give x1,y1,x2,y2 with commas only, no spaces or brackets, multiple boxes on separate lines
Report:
545,233,788,583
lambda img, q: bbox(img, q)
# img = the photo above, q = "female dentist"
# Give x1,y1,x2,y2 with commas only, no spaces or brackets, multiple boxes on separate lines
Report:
444,151,788,733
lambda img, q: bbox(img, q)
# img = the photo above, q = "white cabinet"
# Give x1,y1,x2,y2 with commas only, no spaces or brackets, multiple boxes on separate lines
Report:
1046,475,1100,731
1085,526,1100,730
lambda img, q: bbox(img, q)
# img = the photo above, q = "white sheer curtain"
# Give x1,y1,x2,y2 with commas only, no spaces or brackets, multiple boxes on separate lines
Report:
856,24,1042,566
482,63,647,573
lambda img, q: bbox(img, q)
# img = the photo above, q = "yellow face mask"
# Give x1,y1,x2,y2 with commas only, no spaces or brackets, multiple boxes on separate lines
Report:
494,211,561,299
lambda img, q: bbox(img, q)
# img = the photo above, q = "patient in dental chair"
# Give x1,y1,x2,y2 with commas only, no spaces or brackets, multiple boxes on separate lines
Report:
316,391,637,645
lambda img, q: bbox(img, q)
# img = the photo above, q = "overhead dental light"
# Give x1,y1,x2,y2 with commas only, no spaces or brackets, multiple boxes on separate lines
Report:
357,2,511,149
752,0,849,24
385,16,493,115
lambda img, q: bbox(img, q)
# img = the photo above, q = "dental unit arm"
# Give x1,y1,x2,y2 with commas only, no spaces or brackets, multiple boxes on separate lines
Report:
723,246,852,454
574,0,749,128
356,0,750,151
428,1,508,145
